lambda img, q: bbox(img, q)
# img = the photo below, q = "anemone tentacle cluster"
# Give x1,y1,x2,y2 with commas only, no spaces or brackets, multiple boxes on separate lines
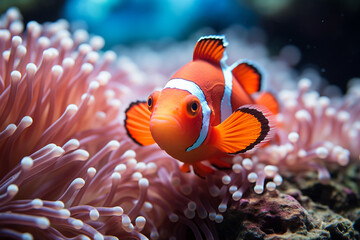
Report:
0,7,359,240
255,78,360,183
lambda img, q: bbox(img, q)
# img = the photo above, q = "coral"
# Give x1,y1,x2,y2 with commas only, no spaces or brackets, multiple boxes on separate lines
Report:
0,6,359,240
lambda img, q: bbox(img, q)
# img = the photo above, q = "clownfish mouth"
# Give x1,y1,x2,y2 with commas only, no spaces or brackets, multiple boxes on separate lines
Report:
149,114,184,146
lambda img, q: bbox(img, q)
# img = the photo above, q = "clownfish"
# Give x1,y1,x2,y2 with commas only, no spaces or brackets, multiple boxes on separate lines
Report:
124,35,278,177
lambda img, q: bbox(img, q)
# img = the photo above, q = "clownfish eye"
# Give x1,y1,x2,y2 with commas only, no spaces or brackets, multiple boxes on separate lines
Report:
191,102,198,112
185,96,201,117
147,91,160,112
147,96,153,110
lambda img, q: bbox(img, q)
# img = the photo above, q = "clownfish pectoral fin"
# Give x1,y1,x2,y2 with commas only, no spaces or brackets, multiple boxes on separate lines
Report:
193,35,228,64
180,163,213,178
255,92,279,115
124,101,155,146
231,62,262,94
193,162,214,178
180,163,191,173
212,105,275,154
209,158,231,170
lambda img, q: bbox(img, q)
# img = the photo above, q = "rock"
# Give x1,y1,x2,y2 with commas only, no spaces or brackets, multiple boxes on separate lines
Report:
325,219,356,240
218,190,359,240
294,167,359,213
300,182,357,212
218,191,315,239
215,163,360,240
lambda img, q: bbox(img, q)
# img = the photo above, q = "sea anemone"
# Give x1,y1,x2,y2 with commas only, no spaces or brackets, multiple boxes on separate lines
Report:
0,7,138,240
0,7,359,240
254,77,360,184
0,8,281,239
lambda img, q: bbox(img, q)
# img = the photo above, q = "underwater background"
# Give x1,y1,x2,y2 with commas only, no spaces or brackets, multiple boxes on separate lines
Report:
0,0,359,239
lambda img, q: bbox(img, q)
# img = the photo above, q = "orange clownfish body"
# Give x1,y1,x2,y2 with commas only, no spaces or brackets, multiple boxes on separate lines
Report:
125,35,278,177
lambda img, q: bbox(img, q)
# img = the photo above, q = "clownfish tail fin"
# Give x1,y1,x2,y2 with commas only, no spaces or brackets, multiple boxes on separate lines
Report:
212,104,276,154
255,91,279,115
193,35,228,65
124,101,155,146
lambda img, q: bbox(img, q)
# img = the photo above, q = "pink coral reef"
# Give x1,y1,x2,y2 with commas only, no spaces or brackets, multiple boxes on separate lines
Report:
0,7,359,240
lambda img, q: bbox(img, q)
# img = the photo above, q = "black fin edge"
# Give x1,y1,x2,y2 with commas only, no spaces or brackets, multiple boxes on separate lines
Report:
210,163,232,171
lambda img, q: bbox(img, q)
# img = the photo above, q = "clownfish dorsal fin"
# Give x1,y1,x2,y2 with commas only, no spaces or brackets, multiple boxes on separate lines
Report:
124,101,155,146
212,105,275,154
231,62,262,94
193,35,228,64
